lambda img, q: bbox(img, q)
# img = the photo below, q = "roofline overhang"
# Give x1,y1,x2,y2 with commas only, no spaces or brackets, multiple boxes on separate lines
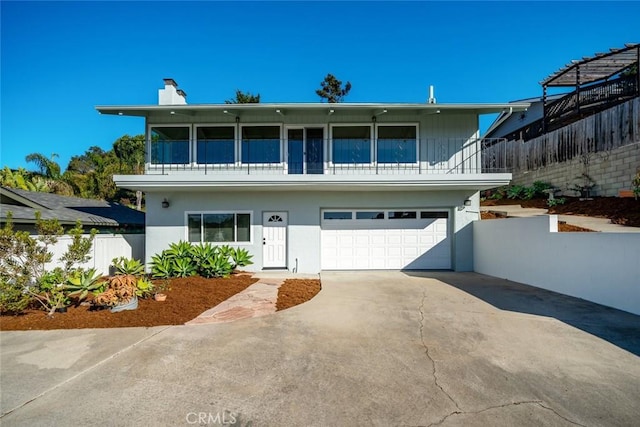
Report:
96,102,530,118
113,174,512,193
0,187,49,210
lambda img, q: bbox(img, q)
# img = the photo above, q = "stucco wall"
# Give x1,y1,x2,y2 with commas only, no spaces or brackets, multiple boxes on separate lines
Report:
511,142,640,197
145,190,479,274
473,215,640,315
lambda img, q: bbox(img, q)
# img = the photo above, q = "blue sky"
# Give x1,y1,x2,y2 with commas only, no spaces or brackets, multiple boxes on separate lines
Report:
1,1,639,171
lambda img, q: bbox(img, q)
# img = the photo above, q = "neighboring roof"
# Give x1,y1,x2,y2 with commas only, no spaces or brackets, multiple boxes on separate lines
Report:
96,102,530,118
0,186,145,227
484,94,564,138
542,43,639,87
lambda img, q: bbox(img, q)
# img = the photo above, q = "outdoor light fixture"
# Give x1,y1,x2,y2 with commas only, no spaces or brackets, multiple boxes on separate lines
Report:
162,198,170,208
464,199,472,206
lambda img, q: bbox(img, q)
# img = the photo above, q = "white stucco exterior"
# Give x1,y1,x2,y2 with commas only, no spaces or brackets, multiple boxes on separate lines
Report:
144,190,479,274
101,82,528,273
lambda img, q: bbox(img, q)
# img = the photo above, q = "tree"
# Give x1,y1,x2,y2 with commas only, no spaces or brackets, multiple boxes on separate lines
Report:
225,90,261,104
25,153,62,180
113,135,145,210
316,73,352,103
24,153,74,196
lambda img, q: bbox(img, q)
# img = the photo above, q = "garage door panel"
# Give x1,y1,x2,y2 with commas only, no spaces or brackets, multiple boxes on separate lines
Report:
321,210,451,270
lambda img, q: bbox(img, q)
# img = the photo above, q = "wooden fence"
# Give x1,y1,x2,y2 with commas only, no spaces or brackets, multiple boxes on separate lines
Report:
483,97,640,172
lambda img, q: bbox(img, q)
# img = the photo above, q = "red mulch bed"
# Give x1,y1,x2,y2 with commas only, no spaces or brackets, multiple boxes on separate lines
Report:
276,279,321,311
482,197,640,227
1,275,324,331
0,275,258,331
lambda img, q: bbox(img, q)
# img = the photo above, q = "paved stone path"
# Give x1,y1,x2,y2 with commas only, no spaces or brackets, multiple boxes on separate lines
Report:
185,278,284,325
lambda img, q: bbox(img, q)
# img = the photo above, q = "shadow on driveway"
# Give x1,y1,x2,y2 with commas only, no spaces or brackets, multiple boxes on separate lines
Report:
403,271,640,357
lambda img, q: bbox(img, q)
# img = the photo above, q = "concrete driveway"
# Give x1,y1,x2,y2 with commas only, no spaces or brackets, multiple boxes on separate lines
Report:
1,271,639,426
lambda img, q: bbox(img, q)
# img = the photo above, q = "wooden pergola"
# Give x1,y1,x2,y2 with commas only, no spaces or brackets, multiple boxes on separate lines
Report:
541,43,639,132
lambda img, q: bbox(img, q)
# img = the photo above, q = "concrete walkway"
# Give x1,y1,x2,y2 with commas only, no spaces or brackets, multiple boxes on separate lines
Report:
481,204,640,232
1,271,639,426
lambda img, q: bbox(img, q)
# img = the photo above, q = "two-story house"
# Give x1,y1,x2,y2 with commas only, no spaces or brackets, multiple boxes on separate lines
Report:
98,79,528,274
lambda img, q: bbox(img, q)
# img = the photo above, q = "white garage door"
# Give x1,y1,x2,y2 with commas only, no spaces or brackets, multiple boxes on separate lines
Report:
321,209,451,270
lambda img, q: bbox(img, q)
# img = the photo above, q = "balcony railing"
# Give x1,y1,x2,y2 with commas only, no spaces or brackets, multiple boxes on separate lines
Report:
145,138,508,175
545,74,639,132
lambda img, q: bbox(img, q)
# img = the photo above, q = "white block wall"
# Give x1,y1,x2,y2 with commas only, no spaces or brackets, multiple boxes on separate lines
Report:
46,234,145,276
474,215,640,315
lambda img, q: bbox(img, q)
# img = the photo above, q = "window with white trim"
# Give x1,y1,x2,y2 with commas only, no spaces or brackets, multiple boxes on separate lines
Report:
187,212,251,243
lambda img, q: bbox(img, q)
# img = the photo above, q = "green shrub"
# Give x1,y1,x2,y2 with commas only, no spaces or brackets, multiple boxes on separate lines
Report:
547,197,566,207
506,185,525,199
0,279,30,314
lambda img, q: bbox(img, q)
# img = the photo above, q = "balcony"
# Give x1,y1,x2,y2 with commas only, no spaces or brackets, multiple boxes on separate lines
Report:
146,137,508,176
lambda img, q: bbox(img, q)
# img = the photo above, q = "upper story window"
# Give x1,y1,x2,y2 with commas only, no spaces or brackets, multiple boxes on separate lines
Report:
150,126,190,164
197,126,235,164
377,125,417,164
332,126,372,164
241,126,280,164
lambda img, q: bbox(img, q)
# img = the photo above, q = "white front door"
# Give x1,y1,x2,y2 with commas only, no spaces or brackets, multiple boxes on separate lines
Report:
262,212,287,268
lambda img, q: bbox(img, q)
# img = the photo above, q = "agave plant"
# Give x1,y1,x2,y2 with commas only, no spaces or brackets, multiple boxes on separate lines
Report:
172,257,197,278
217,245,234,261
135,277,155,298
62,268,105,302
166,241,194,260
231,248,253,268
190,242,217,265
112,256,145,276
150,253,173,279
199,253,233,278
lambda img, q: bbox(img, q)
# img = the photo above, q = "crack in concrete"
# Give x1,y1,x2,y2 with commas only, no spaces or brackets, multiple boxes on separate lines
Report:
418,295,586,427
419,293,461,411
427,400,587,427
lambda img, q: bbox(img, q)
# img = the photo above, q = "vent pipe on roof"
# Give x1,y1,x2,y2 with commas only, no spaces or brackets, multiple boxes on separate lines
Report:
159,78,187,105
427,85,437,104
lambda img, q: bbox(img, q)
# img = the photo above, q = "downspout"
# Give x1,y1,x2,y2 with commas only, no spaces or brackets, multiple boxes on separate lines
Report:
487,107,514,138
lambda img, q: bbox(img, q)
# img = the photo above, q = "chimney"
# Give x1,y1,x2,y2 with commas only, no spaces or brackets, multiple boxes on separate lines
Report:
159,78,187,105
427,85,437,104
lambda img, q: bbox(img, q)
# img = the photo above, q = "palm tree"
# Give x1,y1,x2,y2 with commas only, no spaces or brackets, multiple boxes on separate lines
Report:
25,153,73,195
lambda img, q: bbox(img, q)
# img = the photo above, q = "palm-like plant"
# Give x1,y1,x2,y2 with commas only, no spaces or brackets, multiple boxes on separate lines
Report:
62,268,105,302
